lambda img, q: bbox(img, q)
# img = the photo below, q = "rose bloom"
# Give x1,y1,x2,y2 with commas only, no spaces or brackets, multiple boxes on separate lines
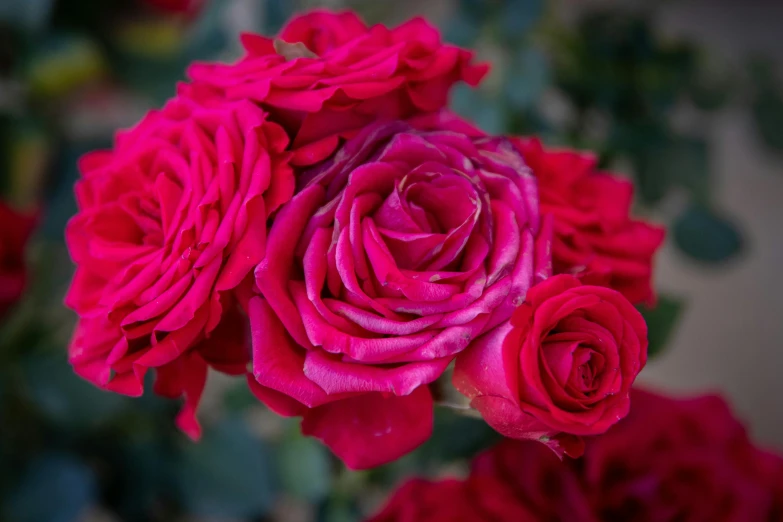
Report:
454,274,648,457
580,389,783,522
185,10,487,167
65,96,293,438
513,138,665,305
248,116,549,469
367,439,596,522
0,202,37,320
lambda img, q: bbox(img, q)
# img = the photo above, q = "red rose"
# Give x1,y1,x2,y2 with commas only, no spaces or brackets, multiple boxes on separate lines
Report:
368,440,596,522
185,10,488,167
469,439,598,522
65,96,293,438
248,119,548,469
581,389,781,522
514,138,665,305
366,479,499,522
0,202,37,320
454,274,648,457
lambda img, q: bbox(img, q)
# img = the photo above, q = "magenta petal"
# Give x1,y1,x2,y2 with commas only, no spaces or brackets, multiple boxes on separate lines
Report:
301,387,433,469
248,297,336,408
453,320,519,405
246,374,308,417
304,349,450,395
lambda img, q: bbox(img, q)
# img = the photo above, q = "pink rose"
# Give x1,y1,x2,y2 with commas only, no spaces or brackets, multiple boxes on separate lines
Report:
582,389,781,522
185,10,488,167
249,119,549,469
65,96,293,438
513,138,665,305
277,10,369,56
454,274,647,457
0,202,37,320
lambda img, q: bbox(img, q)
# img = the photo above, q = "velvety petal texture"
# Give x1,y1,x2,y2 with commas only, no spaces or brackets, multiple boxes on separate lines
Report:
249,119,545,468
514,138,665,305
65,95,294,438
0,202,37,320
186,10,488,167
454,274,647,455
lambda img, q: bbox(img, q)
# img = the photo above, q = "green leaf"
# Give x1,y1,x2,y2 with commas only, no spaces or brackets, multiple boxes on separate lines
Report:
175,415,277,518
752,88,783,152
21,354,128,429
639,295,685,358
277,429,332,502
417,408,501,464
6,453,97,522
223,379,258,413
633,135,710,205
673,205,743,263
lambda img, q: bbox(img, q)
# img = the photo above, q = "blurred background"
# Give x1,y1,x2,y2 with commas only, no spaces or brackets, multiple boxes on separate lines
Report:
0,0,781,520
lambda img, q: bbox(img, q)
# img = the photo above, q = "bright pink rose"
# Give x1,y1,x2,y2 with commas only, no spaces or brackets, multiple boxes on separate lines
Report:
581,389,782,522
513,138,665,305
0,202,37,320
185,10,488,167
65,96,293,438
368,440,596,522
454,274,647,457
248,119,549,469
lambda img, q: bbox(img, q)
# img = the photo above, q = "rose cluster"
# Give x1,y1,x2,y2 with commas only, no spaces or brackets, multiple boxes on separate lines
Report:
65,10,664,468
369,389,783,522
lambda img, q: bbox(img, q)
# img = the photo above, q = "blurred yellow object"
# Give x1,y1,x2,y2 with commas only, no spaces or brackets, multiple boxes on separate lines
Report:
26,36,106,99
115,18,188,58
8,126,50,210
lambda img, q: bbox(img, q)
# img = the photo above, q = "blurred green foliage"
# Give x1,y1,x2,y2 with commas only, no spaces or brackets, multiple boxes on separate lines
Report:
1,0,781,520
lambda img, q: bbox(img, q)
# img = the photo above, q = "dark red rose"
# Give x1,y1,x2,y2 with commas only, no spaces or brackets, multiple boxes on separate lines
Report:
454,274,647,457
513,138,665,305
367,440,597,522
142,0,204,15
0,202,37,320
469,439,598,522
581,389,781,522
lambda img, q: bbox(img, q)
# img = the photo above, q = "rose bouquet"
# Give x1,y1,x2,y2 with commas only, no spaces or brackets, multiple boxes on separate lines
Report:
64,9,664,470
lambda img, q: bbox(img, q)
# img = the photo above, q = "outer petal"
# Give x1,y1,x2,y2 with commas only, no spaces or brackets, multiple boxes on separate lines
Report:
301,387,433,469
154,351,208,440
248,296,334,408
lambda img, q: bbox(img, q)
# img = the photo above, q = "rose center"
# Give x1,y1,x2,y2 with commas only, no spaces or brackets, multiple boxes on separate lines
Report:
371,170,480,271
